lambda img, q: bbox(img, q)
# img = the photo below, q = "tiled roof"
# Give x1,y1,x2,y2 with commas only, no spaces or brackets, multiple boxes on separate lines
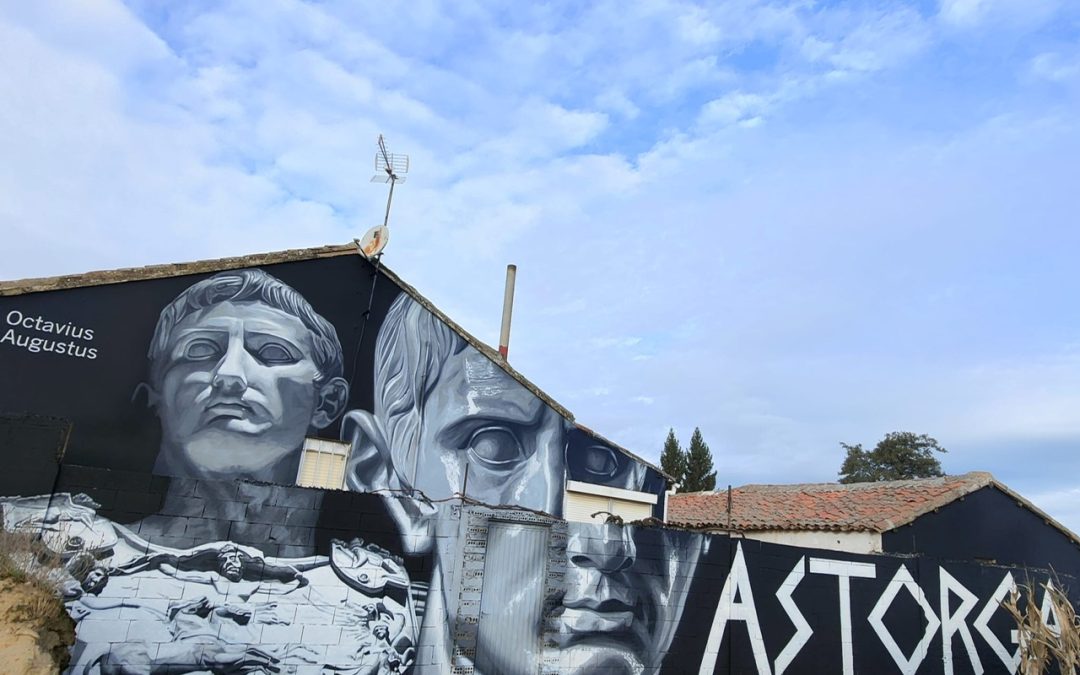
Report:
668,472,1078,545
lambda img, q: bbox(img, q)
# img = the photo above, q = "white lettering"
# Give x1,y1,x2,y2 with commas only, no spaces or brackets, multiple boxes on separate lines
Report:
1040,580,1062,637
940,567,983,675
973,572,1020,674
5,310,21,326
809,557,876,675
774,556,812,675
699,542,772,675
868,564,940,675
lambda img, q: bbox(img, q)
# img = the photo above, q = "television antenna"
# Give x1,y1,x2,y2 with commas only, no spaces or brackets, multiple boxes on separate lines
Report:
356,134,409,259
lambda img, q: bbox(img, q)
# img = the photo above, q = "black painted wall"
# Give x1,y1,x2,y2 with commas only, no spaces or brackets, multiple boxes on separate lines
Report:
883,485,1080,576
0,412,67,497
0,254,399,474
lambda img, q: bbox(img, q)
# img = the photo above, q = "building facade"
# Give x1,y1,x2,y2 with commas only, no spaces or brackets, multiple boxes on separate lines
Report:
668,473,1080,568
0,244,1074,674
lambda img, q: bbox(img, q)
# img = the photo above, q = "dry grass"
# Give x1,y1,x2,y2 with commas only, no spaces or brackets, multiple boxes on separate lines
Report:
1003,577,1080,675
0,529,76,671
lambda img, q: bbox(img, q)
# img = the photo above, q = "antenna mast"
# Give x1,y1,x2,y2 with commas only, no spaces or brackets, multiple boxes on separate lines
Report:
357,134,409,258
373,134,408,228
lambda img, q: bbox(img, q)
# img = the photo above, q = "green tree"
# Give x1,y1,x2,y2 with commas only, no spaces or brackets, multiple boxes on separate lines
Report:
660,428,687,488
838,431,947,484
683,427,717,492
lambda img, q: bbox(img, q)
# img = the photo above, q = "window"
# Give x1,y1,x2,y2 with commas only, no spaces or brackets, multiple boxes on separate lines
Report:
296,437,350,489
563,480,657,524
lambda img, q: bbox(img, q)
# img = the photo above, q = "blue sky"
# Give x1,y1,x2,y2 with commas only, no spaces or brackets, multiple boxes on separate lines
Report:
2,1,1080,528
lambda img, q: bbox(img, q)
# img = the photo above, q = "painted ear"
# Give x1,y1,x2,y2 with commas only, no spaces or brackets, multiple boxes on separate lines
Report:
340,410,437,556
311,377,350,429
132,382,159,409
341,410,395,492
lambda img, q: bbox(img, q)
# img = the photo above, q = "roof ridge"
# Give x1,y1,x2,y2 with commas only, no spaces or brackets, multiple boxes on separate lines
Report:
0,243,357,296
667,471,1008,533
730,471,991,493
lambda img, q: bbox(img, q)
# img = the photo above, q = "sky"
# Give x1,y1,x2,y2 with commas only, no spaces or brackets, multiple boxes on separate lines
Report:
2,1,1080,529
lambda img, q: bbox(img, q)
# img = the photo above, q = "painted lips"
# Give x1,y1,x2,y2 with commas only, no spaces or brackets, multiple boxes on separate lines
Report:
204,400,256,424
546,596,648,651
556,606,635,633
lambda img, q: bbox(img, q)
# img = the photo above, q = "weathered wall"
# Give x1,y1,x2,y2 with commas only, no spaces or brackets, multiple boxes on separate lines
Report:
1,251,1077,674
739,528,883,554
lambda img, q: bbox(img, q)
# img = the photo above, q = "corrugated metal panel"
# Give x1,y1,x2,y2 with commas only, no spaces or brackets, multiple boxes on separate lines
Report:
565,491,611,524
476,522,548,674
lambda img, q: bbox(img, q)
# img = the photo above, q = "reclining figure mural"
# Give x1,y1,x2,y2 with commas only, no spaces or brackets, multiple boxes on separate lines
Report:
2,493,416,674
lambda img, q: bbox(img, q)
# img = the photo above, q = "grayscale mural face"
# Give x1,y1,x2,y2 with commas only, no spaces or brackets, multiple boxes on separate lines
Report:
2,254,1076,675
147,270,349,484
549,523,706,674
344,294,565,515
566,429,648,491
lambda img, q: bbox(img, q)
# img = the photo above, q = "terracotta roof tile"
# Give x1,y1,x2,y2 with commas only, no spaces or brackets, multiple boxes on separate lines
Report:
668,473,998,533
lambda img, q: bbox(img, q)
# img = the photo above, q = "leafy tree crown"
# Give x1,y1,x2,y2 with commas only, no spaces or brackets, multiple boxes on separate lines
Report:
838,431,947,484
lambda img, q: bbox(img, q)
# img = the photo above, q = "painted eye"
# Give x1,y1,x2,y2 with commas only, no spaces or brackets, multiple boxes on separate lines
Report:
467,426,526,468
184,338,222,361
253,342,298,365
584,445,619,477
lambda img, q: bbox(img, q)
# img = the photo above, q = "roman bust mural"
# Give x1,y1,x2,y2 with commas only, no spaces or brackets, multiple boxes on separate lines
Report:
0,250,1067,674
144,269,350,484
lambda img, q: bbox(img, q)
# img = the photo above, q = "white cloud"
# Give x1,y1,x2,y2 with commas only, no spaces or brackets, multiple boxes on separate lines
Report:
594,88,640,120
938,0,1066,29
590,337,643,349
1031,49,1080,83
2,0,1080,531
939,0,991,26
824,8,931,74
698,91,770,128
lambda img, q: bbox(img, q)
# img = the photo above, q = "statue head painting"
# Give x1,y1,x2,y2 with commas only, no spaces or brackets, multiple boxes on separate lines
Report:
343,293,704,674
144,269,349,483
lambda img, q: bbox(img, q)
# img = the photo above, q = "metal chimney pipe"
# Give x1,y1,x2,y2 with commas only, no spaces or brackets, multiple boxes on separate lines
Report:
498,264,517,359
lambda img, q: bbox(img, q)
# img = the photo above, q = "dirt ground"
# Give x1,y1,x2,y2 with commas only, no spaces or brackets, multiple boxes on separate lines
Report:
0,579,74,675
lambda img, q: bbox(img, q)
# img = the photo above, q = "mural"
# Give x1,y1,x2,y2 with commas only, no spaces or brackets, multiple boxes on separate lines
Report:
0,256,1075,674
143,269,351,486
2,491,416,674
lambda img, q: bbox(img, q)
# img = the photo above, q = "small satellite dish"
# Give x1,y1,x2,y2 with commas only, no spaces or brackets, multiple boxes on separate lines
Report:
358,224,390,258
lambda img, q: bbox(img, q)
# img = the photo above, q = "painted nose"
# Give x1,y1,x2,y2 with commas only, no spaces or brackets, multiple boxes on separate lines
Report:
569,523,636,574
212,341,249,394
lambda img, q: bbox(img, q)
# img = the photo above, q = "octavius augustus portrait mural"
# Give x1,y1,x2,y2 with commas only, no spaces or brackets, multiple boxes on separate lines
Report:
143,269,350,484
